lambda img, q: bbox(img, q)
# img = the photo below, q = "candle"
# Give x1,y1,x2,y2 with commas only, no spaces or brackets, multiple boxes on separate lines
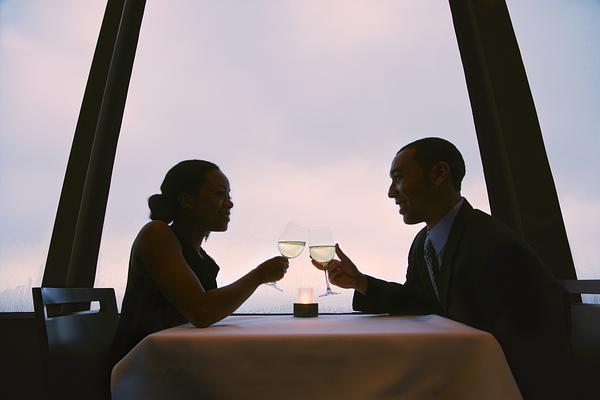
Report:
297,287,314,304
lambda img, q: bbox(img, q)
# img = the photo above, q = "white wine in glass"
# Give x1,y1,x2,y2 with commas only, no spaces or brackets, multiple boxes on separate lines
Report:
307,245,335,264
268,222,307,292
309,228,339,297
277,241,306,259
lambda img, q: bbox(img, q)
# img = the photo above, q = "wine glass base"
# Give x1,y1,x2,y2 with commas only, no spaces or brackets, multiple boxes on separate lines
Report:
266,282,284,292
319,289,340,297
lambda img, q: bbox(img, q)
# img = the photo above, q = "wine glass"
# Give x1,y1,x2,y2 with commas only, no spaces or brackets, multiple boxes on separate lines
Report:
309,227,339,297
268,222,306,292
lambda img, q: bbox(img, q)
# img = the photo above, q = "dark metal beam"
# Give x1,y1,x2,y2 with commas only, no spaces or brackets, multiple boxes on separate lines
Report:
42,0,124,287
66,0,147,287
449,0,577,279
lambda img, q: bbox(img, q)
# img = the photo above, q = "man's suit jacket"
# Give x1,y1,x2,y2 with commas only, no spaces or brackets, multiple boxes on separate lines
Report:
353,200,575,399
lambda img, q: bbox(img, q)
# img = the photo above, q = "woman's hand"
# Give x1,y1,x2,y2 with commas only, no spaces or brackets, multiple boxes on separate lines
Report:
254,256,289,284
311,244,368,294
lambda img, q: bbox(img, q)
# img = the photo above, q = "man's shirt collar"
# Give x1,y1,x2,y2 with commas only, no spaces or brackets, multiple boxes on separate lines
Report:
427,198,464,262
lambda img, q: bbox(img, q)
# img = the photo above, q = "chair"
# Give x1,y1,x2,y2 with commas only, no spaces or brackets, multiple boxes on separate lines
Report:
32,287,119,400
560,280,600,399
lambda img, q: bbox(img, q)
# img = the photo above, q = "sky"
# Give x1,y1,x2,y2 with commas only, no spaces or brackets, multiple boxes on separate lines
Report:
1,0,598,311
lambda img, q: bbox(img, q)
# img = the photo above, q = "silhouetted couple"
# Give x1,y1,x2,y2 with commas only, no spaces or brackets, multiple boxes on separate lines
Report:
112,138,574,399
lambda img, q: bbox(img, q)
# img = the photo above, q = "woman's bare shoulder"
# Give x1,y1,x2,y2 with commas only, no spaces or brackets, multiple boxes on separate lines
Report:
133,221,180,253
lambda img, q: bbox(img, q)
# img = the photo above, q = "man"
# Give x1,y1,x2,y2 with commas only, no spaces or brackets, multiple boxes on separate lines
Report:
316,138,575,399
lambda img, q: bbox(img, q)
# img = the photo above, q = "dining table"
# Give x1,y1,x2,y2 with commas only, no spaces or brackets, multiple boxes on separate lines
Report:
111,313,521,399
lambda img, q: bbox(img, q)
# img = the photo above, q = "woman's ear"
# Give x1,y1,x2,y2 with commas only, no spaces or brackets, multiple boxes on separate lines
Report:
430,161,450,187
178,192,194,211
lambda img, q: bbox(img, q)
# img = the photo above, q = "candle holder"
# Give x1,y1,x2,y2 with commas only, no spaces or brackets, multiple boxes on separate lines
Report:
293,302,318,318
294,287,318,318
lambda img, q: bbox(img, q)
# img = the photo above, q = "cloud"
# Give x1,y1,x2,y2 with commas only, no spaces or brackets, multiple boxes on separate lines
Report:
0,0,108,246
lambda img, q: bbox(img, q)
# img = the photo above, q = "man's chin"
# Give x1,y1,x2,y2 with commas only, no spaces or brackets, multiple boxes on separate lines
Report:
402,214,422,225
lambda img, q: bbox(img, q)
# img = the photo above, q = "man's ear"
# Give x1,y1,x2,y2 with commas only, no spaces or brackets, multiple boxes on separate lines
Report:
430,161,450,187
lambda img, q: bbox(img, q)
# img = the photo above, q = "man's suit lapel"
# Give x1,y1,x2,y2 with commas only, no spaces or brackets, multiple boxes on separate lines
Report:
438,200,472,310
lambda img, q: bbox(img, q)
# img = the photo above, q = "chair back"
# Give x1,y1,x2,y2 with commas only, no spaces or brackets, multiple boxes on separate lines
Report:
561,280,600,399
32,287,118,400
561,280,600,367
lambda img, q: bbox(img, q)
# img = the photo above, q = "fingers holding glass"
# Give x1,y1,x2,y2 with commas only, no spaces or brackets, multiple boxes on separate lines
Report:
256,256,289,290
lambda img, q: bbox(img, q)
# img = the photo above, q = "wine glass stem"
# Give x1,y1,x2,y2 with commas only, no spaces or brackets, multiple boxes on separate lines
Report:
323,262,332,291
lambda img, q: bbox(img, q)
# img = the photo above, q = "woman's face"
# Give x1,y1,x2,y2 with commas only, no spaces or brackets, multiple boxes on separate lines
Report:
183,169,234,232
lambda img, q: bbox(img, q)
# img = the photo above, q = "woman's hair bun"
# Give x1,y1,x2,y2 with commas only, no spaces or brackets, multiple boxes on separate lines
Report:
148,193,175,223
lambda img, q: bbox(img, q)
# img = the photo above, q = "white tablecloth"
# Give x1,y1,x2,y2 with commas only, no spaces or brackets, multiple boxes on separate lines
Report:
112,314,521,400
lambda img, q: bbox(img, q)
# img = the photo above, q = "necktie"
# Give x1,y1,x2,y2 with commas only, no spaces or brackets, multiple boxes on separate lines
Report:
424,236,440,300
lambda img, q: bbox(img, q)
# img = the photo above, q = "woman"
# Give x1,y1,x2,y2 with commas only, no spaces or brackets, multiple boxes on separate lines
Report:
111,160,288,364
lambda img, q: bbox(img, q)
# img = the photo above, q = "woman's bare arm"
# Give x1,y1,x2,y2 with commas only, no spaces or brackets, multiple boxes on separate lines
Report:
133,221,287,327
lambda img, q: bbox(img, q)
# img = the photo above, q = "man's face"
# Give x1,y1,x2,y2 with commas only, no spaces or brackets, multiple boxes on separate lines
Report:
387,148,435,225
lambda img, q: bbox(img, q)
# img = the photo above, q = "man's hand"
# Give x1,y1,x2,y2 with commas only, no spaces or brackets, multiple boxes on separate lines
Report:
311,244,368,295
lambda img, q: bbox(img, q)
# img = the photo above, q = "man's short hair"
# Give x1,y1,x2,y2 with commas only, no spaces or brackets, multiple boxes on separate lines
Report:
399,137,466,191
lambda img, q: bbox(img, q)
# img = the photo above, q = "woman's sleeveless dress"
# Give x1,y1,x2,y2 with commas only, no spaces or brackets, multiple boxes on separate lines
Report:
110,229,220,366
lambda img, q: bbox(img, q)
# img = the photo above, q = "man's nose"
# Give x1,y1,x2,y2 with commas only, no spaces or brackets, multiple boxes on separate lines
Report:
388,184,396,198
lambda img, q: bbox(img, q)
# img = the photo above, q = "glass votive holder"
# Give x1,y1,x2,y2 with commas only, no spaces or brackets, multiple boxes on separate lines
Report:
294,287,318,318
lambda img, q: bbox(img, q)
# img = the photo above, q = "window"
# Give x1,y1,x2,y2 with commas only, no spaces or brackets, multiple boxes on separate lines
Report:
0,0,106,311
507,0,600,301
94,0,489,312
